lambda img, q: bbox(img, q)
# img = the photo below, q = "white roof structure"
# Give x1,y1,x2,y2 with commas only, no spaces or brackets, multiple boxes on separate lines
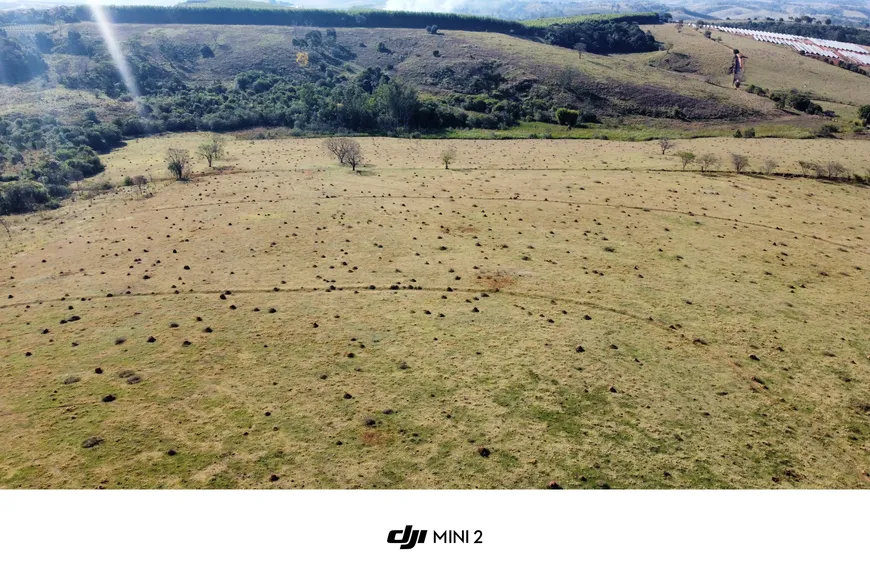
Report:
700,25,870,64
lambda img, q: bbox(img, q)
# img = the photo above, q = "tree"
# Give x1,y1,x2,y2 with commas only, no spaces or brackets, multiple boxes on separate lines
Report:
798,160,813,176
166,148,191,180
698,153,719,172
761,159,779,175
324,137,363,171
440,147,457,170
555,108,580,127
133,175,148,197
858,105,870,126
197,135,226,168
675,22,684,33
0,215,9,238
574,42,586,59
664,42,674,54
658,137,673,155
677,151,695,170
730,153,750,173
426,25,439,34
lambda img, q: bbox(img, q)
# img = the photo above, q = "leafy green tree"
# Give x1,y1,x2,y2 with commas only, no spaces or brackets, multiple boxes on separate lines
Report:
555,108,579,127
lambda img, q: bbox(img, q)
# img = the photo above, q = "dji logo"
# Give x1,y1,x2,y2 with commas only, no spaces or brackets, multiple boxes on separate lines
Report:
387,525,427,550
387,526,482,549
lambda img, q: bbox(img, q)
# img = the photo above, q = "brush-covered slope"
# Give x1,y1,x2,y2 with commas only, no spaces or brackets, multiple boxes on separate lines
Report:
10,22,780,123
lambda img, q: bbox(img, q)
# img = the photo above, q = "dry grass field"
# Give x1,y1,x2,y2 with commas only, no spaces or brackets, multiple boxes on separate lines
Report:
1,135,869,489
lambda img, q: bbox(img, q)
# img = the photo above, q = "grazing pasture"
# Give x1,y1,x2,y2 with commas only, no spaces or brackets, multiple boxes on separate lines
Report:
1,136,868,488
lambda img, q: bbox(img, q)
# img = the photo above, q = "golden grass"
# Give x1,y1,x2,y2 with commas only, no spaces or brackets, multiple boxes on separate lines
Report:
1,135,869,489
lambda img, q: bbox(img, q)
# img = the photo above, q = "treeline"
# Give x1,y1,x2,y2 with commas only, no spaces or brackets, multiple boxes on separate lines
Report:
77,6,528,35
543,20,659,53
138,68,518,135
727,20,870,46
524,12,662,28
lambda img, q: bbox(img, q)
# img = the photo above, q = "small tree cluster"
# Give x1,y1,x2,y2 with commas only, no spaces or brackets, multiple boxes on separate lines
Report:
324,137,363,171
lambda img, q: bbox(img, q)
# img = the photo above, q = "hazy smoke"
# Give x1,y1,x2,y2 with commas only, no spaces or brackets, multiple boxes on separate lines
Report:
384,0,463,12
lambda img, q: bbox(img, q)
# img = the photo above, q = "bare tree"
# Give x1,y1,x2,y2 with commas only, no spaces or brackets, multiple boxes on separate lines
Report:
798,160,813,176
658,138,674,155
197,135,226,169
730,153,750,173
324,137,363,171
440,147,457,170
133,175,148,197
345,142,364,172
825,161,848,179
675,22,684,33
676,151,695,170
761,159,779,175
574,42,586,59
166,148,191,181
0,216,10,238
698,153,720,172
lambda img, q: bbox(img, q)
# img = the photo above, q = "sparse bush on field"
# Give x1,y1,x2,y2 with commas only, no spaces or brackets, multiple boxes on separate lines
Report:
440,147,457,170
807,161,849,179
798,160,813,176
824,161,848,178
324,137,363,171
676,151,695,170
657,137,673,155
132,175,148,197
857,104,870,126
816,124,838,138
698,153,719,172
761,159,779,174
733,129,742,138
743,127,756,138
730,153,750,173
166,148,191,181
123,176,134,187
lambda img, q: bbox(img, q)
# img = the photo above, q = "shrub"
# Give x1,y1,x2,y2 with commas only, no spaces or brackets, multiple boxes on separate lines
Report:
555,108,580,127
676,151,695,170
698,153,719,172
0,181,51,214
166,148,191,180
730,153,750,173
743,127,756,138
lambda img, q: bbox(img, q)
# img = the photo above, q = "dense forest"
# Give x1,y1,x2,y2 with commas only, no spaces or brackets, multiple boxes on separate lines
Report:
0,32,47,85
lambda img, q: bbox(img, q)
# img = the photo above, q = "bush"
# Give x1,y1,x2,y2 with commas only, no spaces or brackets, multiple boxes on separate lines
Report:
555,108,580,127
0,180,51,214
743,127,756,138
